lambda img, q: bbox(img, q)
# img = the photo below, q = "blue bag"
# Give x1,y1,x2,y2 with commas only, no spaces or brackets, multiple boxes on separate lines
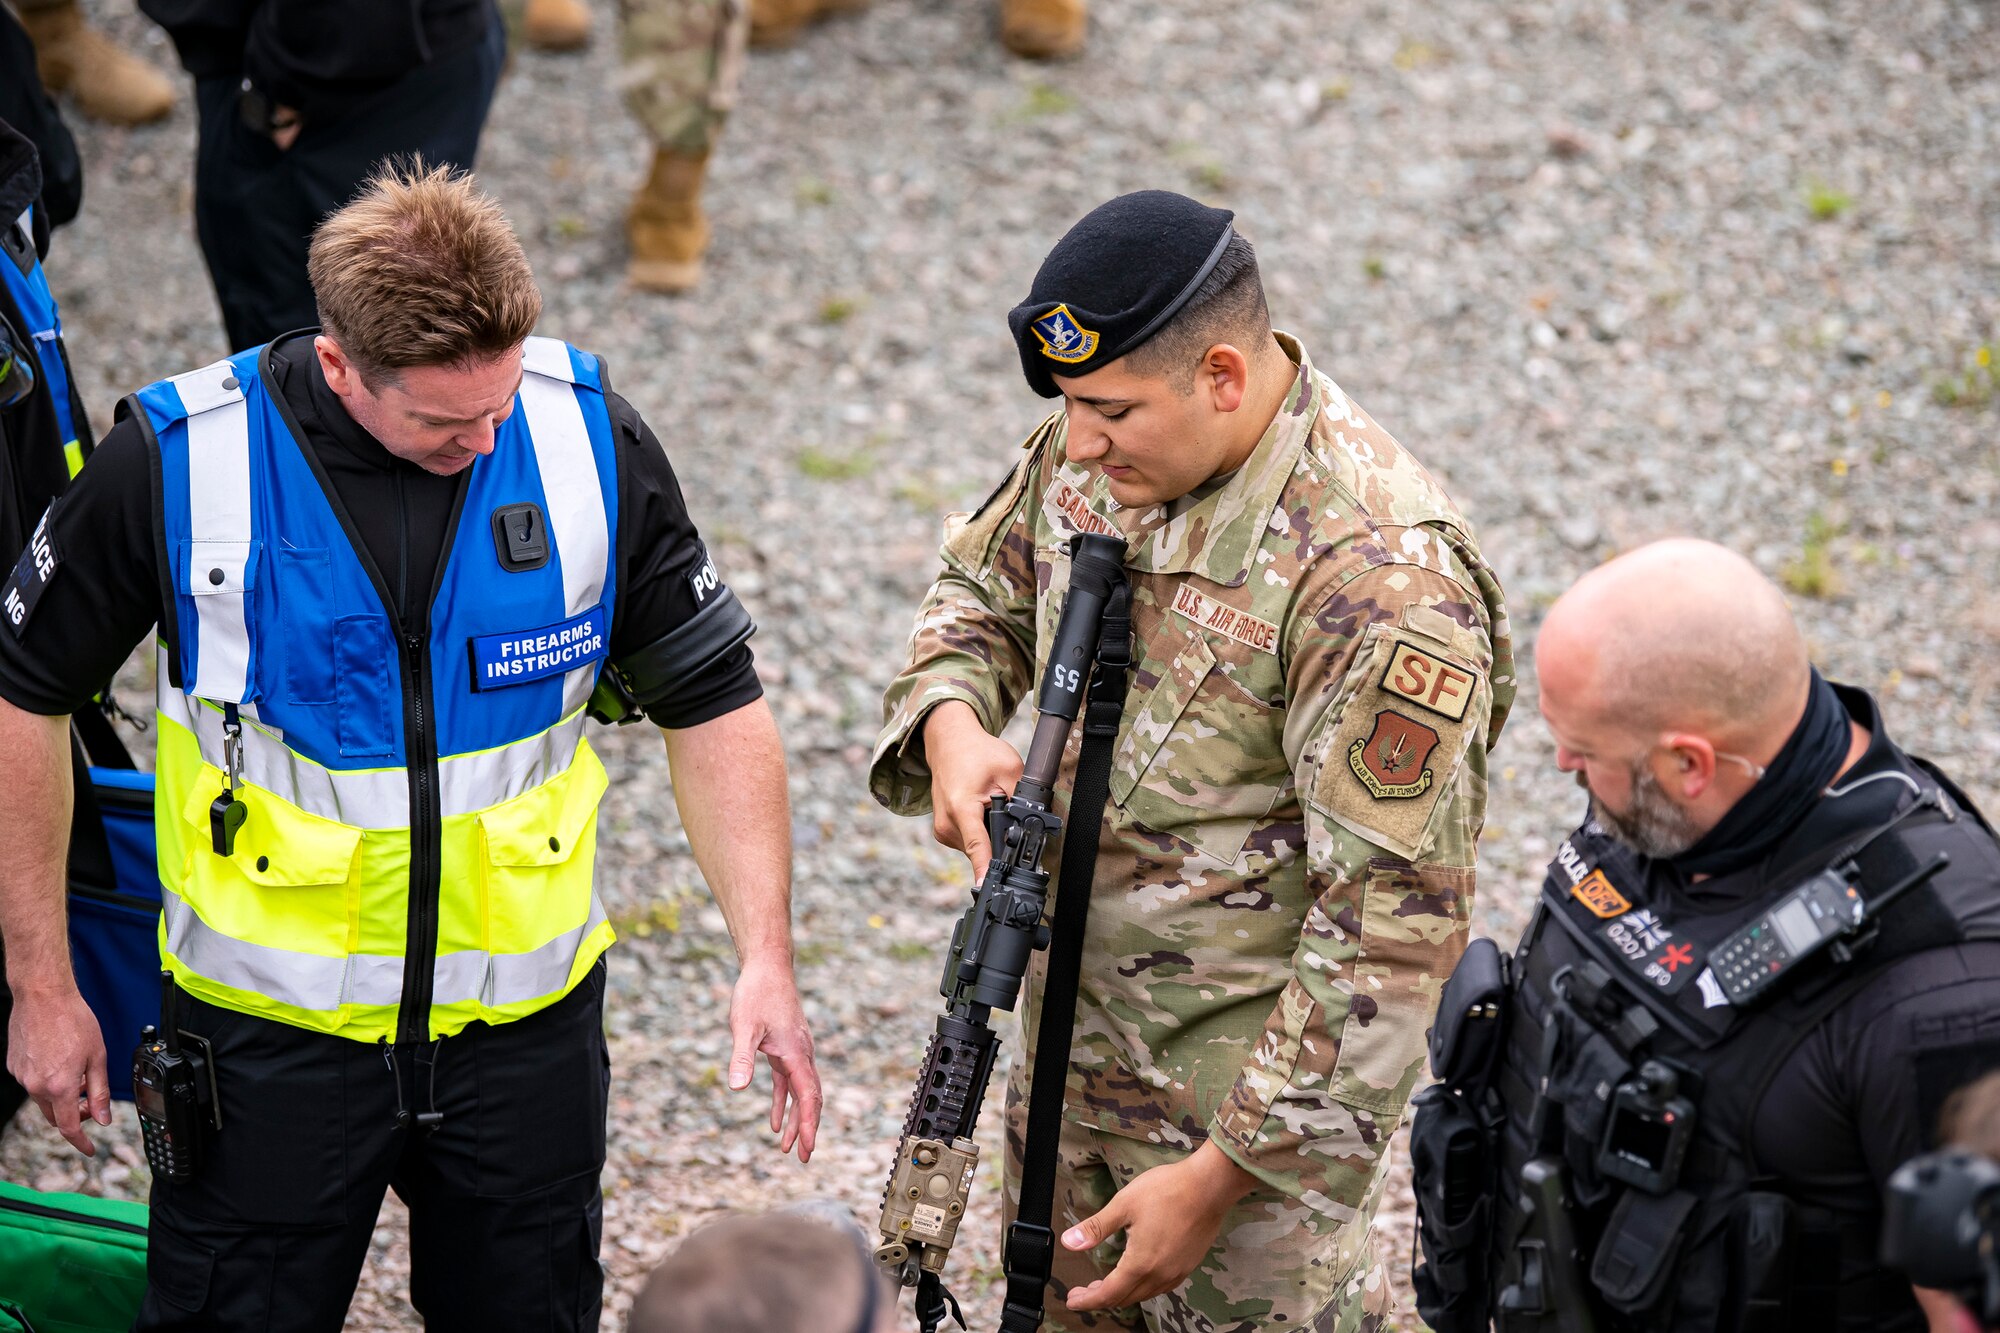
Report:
67,768,160,1099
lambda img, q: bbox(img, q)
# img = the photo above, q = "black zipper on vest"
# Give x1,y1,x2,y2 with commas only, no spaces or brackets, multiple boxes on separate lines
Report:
395,472,473,1044
397,623,441,1044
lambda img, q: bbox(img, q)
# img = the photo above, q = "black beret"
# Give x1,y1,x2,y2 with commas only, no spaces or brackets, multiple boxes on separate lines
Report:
1006,191,1236,398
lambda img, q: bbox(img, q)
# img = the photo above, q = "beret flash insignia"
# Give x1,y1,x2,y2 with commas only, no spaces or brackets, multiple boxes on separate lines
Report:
1029,305,1100,364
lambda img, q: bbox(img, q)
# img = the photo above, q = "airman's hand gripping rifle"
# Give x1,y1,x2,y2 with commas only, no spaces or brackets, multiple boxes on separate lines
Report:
876,531,1131,1333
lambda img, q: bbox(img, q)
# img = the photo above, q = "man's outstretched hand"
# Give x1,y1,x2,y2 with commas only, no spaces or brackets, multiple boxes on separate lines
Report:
728,953,821,1163
6,983,112,1156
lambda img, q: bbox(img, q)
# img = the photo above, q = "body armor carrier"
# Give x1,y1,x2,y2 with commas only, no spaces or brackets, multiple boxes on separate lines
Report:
1414,745,2000,1333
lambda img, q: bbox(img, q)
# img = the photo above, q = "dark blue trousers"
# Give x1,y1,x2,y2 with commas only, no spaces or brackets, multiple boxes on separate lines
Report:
190,14,507,353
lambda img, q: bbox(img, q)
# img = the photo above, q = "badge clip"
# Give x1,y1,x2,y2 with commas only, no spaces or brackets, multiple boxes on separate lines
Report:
210,702,247,857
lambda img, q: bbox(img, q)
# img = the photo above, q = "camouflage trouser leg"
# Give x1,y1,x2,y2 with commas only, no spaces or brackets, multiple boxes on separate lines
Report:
616,0,749,154
1002,1082,1397,1333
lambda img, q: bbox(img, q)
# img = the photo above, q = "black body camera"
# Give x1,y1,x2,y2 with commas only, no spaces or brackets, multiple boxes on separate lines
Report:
131,973,220,1182
1596,1060,1696,1195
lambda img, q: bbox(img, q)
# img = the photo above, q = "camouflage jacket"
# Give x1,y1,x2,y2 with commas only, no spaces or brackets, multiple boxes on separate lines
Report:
871,335,1516,1223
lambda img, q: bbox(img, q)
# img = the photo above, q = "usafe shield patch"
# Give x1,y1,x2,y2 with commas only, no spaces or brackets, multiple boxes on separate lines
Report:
1312,624,1485,859
1349,709,1439,798
1171,582,1280,654
469,604,608,691
1571,868,1632,919
1029,305,1100,364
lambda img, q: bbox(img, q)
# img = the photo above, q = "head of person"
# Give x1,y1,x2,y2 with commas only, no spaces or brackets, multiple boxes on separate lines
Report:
1534,538,1817,858
625,1206,895,1333
306,160,542,476
1882,1071,2000,1331
1006,190,1289,510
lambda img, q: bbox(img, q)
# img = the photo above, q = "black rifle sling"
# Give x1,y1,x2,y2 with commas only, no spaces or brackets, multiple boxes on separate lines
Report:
1001,579,1131,1333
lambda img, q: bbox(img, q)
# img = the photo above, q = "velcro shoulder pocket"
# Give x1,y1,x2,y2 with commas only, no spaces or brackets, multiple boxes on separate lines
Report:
941,419,1054,579
1310,618,1489,861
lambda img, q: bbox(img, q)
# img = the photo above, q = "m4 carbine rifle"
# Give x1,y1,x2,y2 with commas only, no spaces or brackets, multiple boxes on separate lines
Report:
876,531,1131,1333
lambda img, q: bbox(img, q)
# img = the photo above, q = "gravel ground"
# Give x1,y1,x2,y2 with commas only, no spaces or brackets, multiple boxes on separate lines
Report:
4,0,1997,1328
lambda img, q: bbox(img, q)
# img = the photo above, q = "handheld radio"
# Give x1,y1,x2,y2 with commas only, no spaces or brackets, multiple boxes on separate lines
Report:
132,972,220,1182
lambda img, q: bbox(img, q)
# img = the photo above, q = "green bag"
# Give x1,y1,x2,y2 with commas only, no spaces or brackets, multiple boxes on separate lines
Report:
0,1182,149,1332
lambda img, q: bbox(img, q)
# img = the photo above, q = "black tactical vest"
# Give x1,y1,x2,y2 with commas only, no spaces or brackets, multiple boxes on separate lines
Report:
1418,703,2000,1333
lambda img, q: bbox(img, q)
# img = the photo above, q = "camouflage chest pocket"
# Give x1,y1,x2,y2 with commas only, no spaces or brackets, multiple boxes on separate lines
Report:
1109,622,1290,866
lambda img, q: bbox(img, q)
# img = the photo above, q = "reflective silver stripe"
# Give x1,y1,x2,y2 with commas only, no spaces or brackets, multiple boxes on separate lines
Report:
520,335,576,383
438,709,587,818
161,886,396,1009
158,664,410,829
432,894,611,1008
517,357,609,719
163,887,608,1015
175,360,252,703
159,649,584,827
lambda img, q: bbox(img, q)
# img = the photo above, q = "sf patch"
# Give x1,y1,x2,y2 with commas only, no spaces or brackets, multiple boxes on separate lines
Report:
1348,709,1439,798
1381,641,1476,721
3,504,61,640
1313,624,1486,860
1029,305,1100,364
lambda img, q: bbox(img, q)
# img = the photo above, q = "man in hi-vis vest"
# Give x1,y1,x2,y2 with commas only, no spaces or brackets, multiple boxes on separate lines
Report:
0,163,818,1331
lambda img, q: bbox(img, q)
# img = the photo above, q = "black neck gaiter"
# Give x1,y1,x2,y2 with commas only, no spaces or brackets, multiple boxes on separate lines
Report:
1669,667,1853,879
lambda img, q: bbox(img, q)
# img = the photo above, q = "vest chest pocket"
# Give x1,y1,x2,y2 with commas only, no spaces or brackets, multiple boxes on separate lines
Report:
176,773,364,962
1111,627,1288,866
334,614,397,758
277,548,333,705
474,743,609,966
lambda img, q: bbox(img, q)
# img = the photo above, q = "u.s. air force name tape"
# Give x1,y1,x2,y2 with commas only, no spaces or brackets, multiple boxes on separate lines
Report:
468,604,608,691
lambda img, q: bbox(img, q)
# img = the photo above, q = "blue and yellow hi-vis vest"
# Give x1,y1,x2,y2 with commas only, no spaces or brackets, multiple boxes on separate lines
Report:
2,205,85,477
131,336,620,1043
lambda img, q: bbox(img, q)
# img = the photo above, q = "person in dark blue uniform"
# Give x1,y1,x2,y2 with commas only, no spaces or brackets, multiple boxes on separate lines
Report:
139,0,508,351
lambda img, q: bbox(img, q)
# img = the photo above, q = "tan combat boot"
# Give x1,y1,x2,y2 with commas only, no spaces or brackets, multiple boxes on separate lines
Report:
523,0,592,51
1000,0,1085,59
627,148,711,294
749,0,869,47
20,0,175,127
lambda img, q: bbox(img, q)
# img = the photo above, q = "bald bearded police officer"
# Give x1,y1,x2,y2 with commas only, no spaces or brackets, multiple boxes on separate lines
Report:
872,191,1515,1331
1411,540,2000,1333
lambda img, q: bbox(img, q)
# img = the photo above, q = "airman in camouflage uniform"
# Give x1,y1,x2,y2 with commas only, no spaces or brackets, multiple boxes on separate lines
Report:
619,0,748,291
871,194,1514,1331
499,0,747,290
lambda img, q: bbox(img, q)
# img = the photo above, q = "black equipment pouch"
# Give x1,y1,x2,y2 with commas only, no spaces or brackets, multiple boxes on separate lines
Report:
1411,1083,1497,1333
1729,1192,1798,1333
1431,936,1510,1093
1548,1028,1631,1197
1588,1188,1697,1314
